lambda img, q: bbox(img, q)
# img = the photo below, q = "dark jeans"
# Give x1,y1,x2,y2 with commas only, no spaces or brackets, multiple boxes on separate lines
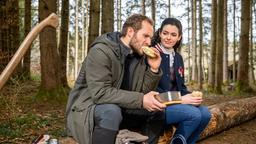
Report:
94,104,165,144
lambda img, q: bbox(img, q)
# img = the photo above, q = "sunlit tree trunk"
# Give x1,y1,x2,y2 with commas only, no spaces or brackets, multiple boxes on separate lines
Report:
208,0,217,89
223,0,228,84
74,0,79,79
251,1,256,84
237,0,251,91
81,0,85,60
85,0,89,54
232,0,236,82
102,0,114,34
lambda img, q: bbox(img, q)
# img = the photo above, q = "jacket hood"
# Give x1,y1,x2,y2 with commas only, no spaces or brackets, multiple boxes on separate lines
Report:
90,32,121,55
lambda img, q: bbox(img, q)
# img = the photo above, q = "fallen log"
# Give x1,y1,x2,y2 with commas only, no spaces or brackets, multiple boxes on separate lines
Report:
59,97,256,144
200,96,256,140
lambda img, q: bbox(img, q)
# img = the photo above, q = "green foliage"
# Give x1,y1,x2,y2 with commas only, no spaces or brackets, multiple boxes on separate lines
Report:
0,114,50,138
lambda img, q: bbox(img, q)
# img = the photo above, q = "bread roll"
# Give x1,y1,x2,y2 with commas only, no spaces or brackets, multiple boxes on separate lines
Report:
142,46,156,58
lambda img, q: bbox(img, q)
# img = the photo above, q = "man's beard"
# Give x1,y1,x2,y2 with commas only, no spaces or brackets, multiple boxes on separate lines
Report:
129,34,143,56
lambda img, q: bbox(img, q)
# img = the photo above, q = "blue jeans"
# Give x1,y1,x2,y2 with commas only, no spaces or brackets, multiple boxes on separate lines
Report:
165,104,211,144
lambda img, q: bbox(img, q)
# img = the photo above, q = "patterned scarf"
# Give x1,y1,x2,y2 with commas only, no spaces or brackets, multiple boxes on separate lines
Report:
155,43,175,67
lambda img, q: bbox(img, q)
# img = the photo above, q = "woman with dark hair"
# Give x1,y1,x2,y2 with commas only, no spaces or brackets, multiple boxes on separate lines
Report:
152,18,211,144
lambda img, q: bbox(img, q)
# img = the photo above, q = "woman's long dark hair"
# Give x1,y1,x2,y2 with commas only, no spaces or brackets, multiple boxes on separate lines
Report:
151,18,183,51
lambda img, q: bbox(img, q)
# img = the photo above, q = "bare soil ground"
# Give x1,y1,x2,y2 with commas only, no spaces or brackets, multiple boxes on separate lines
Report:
0,80,256,144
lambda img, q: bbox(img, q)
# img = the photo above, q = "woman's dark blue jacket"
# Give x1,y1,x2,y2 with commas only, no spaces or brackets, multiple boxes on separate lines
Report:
157,52,190,96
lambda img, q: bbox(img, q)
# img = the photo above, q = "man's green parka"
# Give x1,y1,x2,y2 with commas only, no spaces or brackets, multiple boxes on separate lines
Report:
66,32,162,144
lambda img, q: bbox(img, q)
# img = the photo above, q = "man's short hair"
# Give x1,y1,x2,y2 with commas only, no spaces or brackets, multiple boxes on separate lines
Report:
120,14,154,37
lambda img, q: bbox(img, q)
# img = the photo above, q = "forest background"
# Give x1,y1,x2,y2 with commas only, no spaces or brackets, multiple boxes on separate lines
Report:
0,0,256,143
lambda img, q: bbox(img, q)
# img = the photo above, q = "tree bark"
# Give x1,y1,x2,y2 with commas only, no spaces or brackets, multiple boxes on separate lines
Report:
191,0,198,82
214,0,224,94
223,0,228,84
208,0,217,89
74,0,79,79
0,0,20,74
23,0,31,79
151,0,155,31
59,0,69,87
102,0,114,34
187,0,191,83
237,0,251,91
88,0,100,50
198,0,203,89
232,0,236,82
39,0,61,90
141,0,146,15
200,97,256,139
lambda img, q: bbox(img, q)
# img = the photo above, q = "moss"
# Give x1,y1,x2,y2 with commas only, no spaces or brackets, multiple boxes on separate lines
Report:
35,86,70,104
235,81,255,94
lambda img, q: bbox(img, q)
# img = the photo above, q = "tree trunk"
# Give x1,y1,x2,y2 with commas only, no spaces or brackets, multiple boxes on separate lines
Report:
59,0,69,87
191,0,198,82
187,0,191,83
88,0,100,50
208,0,217,89
141,0,145,15
198,0,203,89
249,0,255,85
81,0,85,60
232,0,236,82
23,0,31,79
0,0,20,74
237,0,251,91
151,0,155,31
85,0,89,55
102,0,114,34
214,0,224,94
200,97,256,140
74,0,79,79
223,0,228,84
168,0,171,17
39,0,61,90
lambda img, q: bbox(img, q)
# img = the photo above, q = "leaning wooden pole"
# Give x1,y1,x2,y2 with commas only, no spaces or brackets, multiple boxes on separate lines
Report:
0,13,59,90
200,96,256,139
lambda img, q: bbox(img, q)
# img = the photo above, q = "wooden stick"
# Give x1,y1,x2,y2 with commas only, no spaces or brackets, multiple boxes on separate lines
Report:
0,13,59,90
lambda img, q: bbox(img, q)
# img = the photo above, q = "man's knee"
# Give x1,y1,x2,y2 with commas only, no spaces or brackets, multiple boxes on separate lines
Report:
94,104,122,131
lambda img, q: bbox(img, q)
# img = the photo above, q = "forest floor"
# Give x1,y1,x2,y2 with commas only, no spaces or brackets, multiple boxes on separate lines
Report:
0,80,256,144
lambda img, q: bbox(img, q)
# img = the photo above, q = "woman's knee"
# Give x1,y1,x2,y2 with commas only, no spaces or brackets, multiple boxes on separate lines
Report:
94,104,122,131
199,106,212,123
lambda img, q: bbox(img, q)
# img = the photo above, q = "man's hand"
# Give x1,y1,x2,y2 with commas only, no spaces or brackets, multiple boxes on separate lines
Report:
181,93,203,106
147,48,161,73
143,91,166,112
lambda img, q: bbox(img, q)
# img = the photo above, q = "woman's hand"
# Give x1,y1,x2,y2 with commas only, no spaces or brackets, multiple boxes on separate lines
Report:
181,93,203,106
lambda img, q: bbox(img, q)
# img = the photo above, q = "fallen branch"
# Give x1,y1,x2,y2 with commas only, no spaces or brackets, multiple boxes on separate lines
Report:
200,96,256,139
